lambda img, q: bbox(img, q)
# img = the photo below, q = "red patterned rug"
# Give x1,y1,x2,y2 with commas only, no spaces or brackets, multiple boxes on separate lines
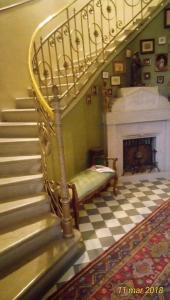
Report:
49,200,170,300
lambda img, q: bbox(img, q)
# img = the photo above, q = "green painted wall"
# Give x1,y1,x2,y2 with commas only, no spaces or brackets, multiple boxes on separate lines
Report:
51,91,103,180
106,8,170,97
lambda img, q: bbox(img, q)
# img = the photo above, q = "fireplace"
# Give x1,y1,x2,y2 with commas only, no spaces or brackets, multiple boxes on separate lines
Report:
123,137,159,174
106,87,170,175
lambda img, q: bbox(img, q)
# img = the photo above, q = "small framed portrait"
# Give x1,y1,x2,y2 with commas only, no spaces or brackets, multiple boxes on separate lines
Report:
126,48,132,58
155,53,168,72
164,8,170,28
102,71,109,79
106,88,112,96
157,76,164,84
91,86,97,95
143,72,151,80
113,61,125,74
86,94,91,104
158,36,167,45
111,76,121,86
143,58,151,66
140,39,155,54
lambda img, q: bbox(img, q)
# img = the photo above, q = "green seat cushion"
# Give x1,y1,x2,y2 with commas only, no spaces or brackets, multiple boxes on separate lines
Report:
70,167,115,201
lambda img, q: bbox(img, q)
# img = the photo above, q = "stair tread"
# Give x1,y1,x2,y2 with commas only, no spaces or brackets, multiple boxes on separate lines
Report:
0,214,59,255
0,122,37,126
0,155,41,163
2,109,36,112
0,230,81,300
0,173,43,186
0,192,49,215
0,137,39,142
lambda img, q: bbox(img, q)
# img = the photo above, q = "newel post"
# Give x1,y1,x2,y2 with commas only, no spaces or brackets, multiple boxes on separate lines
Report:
52,85,74,238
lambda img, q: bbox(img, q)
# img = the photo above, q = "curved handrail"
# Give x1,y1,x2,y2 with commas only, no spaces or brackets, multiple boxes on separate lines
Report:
29,0,164,124
28,0,78,122
0,0,35,11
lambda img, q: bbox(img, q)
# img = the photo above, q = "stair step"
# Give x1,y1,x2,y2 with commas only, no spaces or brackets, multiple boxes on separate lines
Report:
0,138,40,156
1,109,38,122
15,97,36,109
0,173,44,200
0,193,50,228
0,214,61,272
0,230,83,300
0,122,38,137
0,155,41,177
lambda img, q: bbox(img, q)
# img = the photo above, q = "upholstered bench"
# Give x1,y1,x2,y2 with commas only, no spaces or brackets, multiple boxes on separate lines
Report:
69,158,118,229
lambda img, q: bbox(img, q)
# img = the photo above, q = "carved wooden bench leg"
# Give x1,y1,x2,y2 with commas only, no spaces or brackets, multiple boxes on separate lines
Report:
69,183,80,230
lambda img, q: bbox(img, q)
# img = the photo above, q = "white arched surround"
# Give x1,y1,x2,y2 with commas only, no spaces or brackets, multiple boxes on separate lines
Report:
106,87,170,176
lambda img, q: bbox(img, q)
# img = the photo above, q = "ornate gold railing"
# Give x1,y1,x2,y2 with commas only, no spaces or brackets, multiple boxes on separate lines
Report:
28,0,165,237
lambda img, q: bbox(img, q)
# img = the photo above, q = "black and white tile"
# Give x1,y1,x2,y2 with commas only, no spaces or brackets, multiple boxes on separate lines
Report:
43,175,170,297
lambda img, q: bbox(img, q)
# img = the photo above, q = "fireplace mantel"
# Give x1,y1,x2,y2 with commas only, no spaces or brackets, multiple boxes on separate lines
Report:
106,86,170,125
105,87,170,175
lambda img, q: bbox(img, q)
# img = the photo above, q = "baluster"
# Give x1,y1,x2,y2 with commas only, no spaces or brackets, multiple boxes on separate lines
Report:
52,85,74,238
99,0,105,61
47,39,54,87
87,3,92,64
73,8,81,75
53,33,62,96
107,0,111,41
66,8,77,95
80,10,87,72
92,0,98,62
61,27,69,94
140,0,143,20
40,37,50,103
33,42,41,89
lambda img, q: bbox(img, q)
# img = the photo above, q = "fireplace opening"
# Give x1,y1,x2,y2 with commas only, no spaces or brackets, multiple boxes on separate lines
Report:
123,137,160,175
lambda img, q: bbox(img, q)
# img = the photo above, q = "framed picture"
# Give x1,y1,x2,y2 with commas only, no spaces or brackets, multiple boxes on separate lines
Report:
155,53,168,72
140,39,155,54
158,36,166,45
143,72,151,80
102,71,109,79
106,88,112,96
111,76,121,86
143,58,151,66
164,8,170,28
157,76,164,84
86,94,91,104
126,48,132,58
91,86,97,95
113,61,125,74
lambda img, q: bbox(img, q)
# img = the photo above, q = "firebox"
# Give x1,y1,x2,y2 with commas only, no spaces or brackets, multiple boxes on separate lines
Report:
123,137,160,175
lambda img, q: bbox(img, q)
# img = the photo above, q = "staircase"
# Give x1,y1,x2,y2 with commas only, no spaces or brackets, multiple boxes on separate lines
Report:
0,96,83,300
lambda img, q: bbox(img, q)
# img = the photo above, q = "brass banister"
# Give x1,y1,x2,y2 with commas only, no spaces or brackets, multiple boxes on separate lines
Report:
28,0,167,237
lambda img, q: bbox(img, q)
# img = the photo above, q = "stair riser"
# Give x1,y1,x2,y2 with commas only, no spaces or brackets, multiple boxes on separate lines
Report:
0,141,41,156
0,179,44,201
0,126,38,138
0,159,42,177
0,223,60,272
1,111,38,122
16,98,36,109
0,201,50,229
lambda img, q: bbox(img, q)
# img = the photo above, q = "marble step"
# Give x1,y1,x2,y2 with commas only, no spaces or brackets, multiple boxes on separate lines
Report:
0,213,61,272
0,122,38,138
0,192,50,228
0,155,41,177
0,138,40,156
0,173,44,200
15,97,36,109
1,109,38,122
0,229,83,300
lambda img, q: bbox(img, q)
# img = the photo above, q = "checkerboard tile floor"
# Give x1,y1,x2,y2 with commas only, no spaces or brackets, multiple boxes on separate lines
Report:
43,176,170,297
